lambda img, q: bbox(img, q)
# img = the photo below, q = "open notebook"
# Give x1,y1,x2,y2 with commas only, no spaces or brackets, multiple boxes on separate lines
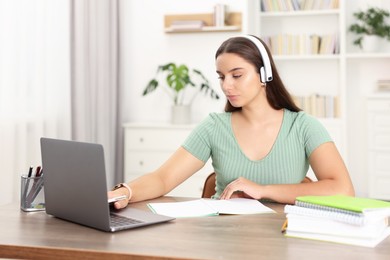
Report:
148,198,275,218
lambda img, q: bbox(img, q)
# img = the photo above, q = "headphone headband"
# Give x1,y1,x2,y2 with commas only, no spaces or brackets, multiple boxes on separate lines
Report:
241,35,273,83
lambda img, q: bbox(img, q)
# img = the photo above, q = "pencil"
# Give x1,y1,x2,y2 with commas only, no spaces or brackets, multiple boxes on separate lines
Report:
281,219,288,233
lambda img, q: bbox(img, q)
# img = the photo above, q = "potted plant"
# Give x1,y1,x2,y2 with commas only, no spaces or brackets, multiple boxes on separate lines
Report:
348,7,390,51
142,62,220,124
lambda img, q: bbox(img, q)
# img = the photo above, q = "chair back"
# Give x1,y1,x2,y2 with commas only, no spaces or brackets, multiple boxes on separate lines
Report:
201,172,216,198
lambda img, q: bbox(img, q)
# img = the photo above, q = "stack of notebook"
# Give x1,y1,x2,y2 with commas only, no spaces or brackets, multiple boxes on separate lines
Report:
283,195,390,247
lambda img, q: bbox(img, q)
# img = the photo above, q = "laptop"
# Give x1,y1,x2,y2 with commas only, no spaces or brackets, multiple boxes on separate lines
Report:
40,137,175,232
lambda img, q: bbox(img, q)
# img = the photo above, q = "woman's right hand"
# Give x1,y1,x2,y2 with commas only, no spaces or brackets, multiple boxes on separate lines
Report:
108,189,130,210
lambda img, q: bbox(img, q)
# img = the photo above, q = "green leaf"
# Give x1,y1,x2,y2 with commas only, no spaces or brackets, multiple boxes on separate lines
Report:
142,79,159,96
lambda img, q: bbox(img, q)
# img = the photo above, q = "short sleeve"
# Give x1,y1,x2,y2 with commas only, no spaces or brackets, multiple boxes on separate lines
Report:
297,113,333,157
181,114,216,162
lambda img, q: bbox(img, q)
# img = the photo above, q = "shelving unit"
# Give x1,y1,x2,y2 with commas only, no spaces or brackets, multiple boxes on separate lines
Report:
251,0,346,161
164,12,242,33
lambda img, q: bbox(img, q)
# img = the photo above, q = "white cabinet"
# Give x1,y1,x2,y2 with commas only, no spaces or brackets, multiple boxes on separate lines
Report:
367,97,390,200
123,123,213,198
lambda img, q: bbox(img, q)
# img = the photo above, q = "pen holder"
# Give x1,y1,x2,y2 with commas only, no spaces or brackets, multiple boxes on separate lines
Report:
20,175,45,212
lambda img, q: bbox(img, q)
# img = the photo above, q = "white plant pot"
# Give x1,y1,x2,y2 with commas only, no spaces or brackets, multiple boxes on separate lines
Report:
362,35,381,52
171,105,191,124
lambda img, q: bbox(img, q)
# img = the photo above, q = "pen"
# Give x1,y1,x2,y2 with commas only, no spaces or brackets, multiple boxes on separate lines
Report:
35,166,42,177
22,166,34,202
26,175,44,206
26,166,43,206
28,166,33,177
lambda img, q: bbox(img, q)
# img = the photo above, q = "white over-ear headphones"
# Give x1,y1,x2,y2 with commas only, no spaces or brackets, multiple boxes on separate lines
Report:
241,35,273,83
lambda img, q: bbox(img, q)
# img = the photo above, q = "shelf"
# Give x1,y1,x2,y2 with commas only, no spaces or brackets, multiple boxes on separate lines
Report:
165,25,240,33
367,93,390,99
346,53,390,59
260,9,339,17
273,54,340,61
164,12,241,33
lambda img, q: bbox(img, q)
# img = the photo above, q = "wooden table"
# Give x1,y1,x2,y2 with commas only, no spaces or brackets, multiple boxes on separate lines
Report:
1,196,390,259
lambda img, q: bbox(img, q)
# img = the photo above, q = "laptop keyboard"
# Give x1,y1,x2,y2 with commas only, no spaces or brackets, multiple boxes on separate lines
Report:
110,214,144,228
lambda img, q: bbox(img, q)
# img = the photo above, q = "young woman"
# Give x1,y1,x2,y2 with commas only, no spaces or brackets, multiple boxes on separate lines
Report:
109,35,354,209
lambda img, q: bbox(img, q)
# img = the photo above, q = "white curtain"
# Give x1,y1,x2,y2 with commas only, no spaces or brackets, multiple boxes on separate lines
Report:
0,0,71,205
0,0,121,205
70,0,121,188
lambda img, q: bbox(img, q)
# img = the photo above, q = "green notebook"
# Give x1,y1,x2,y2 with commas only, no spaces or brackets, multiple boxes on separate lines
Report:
296,195,390,213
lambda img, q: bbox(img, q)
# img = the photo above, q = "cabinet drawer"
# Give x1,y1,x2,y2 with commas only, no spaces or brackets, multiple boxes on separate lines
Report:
372,152,390,172
370,114,390,129
125,128,191,151
371,133,390,149
367,113,390,149
367,99,390,112
125,151,172,172
369,174,390,200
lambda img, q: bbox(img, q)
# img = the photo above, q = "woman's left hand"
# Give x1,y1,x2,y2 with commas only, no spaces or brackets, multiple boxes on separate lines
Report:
219,177,263,200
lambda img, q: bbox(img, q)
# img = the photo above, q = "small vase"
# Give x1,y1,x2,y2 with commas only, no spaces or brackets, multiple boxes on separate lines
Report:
362,35,381,52
171,105,191,124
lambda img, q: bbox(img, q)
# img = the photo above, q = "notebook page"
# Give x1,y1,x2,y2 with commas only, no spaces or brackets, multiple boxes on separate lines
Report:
148,198,275,218
148,199,218,218
204,198,275,215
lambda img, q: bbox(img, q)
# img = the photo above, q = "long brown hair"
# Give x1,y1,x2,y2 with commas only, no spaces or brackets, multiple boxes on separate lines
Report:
215,35,301,113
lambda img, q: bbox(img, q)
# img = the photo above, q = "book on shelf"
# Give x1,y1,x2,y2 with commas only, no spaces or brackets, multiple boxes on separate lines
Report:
310,34,320,54
377,79,390,91
319,34,337,55
283,195,390,247
261,0,339,12
264,33,338,55
292,94,339,118
213,3,226,27
168,20,205,31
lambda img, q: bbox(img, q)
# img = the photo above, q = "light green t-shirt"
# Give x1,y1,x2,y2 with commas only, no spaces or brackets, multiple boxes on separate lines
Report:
182,109,332,198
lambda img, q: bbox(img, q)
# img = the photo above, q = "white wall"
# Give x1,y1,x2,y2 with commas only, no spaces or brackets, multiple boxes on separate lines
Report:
119,0,249,124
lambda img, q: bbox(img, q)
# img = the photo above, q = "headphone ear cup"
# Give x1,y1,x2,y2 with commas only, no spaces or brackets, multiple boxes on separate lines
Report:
260,67,266,83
